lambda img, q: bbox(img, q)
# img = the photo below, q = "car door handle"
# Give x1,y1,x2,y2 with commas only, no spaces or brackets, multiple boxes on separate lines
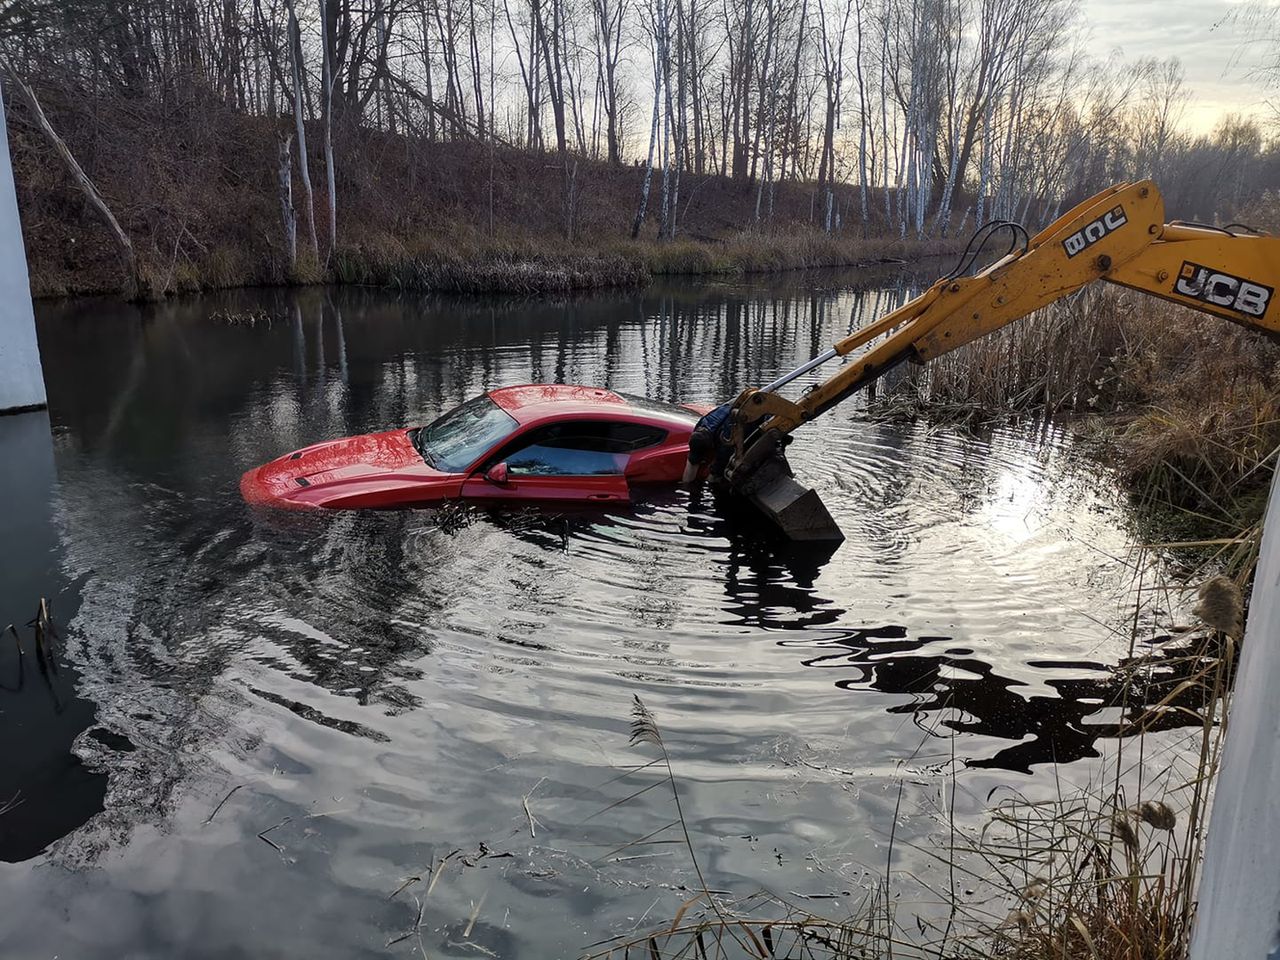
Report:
588,493,618,500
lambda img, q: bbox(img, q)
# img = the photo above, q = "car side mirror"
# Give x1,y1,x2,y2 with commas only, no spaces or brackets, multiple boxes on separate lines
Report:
484,462,509,485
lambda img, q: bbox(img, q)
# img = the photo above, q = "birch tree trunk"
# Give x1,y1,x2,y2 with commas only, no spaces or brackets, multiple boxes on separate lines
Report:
421,6,437,141
669,0,685,236
657,0,674,237
278,131,298,270
631,47,663,238
852,0,869,231
320,0,337,265
283,0,319,258
878,22,892,228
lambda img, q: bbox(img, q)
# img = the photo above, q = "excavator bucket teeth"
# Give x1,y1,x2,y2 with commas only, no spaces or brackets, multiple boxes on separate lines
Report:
739,458,844,543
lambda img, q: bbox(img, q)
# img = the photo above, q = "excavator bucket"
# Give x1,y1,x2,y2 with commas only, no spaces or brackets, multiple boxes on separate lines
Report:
739,455,844,542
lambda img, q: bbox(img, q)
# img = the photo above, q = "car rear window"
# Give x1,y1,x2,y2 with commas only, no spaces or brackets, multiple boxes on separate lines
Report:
420,396,518,472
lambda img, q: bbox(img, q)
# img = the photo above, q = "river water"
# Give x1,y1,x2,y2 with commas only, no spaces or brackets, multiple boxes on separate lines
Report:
0,269,1198,957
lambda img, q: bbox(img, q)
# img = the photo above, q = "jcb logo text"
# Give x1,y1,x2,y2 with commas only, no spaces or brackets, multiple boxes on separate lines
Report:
1174,262,1272,318
1063,206,1127,258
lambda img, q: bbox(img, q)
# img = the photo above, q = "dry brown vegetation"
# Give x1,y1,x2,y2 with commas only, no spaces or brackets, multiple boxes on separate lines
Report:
9,90,949,299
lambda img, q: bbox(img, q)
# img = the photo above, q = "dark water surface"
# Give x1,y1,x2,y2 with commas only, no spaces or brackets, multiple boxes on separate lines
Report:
0,270,1180,957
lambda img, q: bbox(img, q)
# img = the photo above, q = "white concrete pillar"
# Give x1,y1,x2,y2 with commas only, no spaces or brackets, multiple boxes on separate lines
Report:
1189,466,1280,958
0,78,45,413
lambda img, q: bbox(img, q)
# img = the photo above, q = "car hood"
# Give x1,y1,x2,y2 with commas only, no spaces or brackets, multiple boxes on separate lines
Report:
242,429,438,506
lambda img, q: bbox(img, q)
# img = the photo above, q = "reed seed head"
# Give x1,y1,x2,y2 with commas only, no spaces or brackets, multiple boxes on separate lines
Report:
1194,575,1244,637
1134,800,1177,832
629,695,663,747
1111,812,1140,856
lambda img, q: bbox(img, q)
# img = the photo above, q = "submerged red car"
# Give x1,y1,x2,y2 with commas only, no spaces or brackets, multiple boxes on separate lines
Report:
241,384,710,510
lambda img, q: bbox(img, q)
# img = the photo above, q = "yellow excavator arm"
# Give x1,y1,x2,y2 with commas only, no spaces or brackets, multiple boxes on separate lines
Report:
711,180,1280,541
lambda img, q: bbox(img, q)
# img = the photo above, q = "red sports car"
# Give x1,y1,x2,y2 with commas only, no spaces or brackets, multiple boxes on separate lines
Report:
241,384,711,510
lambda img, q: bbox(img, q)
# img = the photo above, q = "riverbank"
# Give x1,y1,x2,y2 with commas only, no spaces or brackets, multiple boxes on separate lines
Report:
320,231,950,299
9,91,953,299
30,219,950,300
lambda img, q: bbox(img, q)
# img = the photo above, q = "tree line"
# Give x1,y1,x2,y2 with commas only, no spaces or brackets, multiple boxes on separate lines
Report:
2,0,1277,268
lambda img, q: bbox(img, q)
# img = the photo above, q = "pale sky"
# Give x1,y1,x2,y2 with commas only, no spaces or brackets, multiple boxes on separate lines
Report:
1079,0,1275,132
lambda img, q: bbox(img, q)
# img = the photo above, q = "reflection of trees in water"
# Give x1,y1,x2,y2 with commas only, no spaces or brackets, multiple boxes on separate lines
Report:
778,626,1230,773
49,472,458,866
702,492,1227,775
500,499,1227,777
36,265,930,469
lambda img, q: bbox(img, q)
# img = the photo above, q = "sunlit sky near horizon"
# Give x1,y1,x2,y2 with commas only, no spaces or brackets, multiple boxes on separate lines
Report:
1079,0,1275,132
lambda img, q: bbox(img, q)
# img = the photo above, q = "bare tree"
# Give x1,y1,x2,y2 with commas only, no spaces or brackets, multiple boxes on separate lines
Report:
1,58,140,292
632,1,665,238
283,0,320,256
320,0,338,263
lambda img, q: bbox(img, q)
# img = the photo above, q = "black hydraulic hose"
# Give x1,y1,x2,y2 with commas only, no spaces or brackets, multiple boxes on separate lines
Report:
1223,222,1267,236
1168,219,1236,236
942,220,1030,282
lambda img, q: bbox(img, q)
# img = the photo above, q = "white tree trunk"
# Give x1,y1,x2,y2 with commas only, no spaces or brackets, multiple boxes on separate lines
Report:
277,132,297,270
631,48,663,238
284,0,319,258
320,0,337,265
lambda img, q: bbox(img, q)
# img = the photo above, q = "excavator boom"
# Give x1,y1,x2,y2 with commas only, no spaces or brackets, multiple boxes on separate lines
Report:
710,180,1280,541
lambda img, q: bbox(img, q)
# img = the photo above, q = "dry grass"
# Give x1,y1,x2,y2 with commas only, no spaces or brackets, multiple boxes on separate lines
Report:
968,697,1226,957
955,566,1244,960
635,232,948,276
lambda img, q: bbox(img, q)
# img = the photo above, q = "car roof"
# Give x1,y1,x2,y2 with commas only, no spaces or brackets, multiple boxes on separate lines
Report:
487,384,697,427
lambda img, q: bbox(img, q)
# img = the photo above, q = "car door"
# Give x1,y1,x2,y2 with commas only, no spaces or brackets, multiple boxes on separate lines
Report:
460,421,634,504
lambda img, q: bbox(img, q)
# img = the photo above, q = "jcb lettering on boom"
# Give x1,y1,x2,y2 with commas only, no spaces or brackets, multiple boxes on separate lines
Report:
1062,206,1127,258
1174,262,1273,318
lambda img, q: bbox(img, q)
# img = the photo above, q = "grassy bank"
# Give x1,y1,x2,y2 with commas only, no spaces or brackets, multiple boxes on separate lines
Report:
9,88,951,299
317,230,950,299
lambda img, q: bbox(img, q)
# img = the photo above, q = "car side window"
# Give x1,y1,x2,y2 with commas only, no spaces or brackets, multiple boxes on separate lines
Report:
498,421,667,477
606,422,669,451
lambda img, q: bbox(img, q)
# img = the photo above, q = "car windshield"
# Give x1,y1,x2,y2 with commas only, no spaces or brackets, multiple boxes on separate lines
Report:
417,395,518,472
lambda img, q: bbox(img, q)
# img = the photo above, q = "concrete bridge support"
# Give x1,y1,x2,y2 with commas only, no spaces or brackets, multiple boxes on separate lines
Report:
0,79,45,414
1190,464,1280,957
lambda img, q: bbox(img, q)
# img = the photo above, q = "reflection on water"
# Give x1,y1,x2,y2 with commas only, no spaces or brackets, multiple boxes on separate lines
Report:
0,268,1205,957
780,626,1221,773
0,411,106,862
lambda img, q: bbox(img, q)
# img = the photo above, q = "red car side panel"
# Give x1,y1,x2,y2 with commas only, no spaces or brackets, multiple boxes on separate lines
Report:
460,472,630,504
301,473,465,509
